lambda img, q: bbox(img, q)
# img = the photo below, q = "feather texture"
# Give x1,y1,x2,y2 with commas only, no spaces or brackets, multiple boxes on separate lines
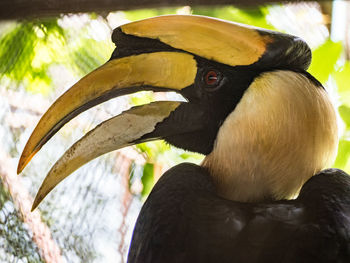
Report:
128,163,350,263
203,71,338,202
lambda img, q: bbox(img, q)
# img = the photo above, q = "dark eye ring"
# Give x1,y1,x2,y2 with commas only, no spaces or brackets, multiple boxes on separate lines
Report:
204,70,221,87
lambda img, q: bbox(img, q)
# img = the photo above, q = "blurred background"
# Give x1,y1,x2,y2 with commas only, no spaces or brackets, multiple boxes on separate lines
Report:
0,1,349,262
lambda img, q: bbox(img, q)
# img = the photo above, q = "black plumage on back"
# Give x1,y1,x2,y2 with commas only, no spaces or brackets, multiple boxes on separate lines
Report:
128,163,350,263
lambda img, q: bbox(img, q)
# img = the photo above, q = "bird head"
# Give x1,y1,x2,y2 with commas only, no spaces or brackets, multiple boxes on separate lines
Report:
17,15,338,210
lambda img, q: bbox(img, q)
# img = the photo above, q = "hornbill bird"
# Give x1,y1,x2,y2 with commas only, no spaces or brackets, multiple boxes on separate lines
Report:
17,15,350,262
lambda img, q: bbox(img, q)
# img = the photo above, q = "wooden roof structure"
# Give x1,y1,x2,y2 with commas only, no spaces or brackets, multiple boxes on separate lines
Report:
1,0,320,20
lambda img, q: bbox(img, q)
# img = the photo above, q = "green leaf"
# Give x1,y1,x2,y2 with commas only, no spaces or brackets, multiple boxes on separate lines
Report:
0,19,66,94
130,91,154,106
339,105,350,128
335,62,350,93
308,40,342,84
333,139,350,173
123,8,178,21
136,141,172,163
141,163,155,198
192,6,275,29
334,62,350,107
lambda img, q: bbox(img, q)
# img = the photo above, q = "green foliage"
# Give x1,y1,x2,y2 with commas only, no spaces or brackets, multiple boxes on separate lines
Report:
0,17,114,95
334,140,350,172
130,91,155,106
141,163,155,198
192,6,275,29
335,61,350,107
137,141,171,162
308,40,343,83
123,8,179,21
0,19,65,94
334,61,350,174
137,140,203,165
339,105,350,128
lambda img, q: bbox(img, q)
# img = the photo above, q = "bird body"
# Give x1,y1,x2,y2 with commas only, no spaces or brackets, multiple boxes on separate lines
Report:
129,163,350,263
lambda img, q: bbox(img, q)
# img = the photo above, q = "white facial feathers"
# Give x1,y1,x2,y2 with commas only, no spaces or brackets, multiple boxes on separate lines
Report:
203,70,338,202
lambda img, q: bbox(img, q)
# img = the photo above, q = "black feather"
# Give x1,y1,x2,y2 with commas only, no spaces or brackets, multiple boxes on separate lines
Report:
128,164,350,263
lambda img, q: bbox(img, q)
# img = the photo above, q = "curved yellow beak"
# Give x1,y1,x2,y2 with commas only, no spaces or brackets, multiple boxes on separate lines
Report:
18,52,197,174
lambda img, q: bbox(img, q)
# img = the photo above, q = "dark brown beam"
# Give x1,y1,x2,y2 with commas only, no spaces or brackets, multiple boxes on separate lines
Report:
0,0,323,20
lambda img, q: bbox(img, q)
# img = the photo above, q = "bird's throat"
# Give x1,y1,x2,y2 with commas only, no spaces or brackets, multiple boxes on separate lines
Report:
202,70,338,202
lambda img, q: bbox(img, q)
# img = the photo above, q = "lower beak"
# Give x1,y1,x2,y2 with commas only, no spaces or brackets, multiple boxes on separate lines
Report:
31,101,185,210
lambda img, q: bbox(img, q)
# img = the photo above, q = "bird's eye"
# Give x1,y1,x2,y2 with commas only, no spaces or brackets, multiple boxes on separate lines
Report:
203,70,222,89
205,70,219,85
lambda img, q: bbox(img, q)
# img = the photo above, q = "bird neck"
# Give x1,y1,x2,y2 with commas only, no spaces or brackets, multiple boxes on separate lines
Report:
202,70,338,202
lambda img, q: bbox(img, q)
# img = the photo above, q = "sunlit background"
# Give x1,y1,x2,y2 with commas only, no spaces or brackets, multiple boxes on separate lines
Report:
0,1,350,262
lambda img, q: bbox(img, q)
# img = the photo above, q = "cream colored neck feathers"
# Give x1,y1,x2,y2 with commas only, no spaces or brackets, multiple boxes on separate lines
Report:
202,70,338,202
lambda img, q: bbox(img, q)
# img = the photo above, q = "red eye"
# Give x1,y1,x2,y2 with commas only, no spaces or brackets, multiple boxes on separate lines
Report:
205,70,219,86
